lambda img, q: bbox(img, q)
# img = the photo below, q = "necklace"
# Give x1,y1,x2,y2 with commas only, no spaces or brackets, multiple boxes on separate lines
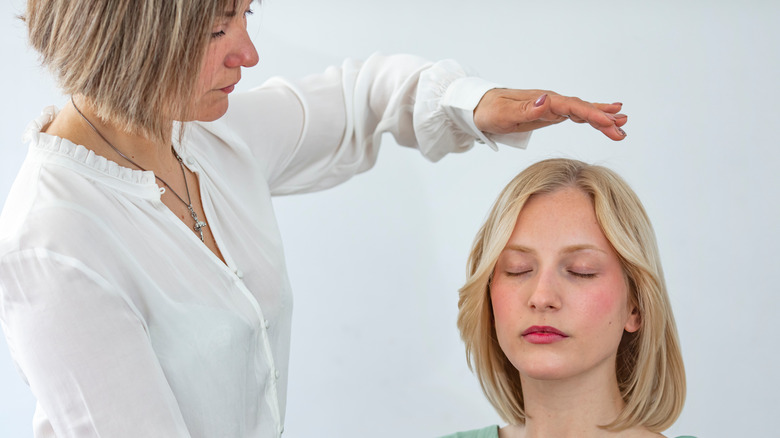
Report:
70,97,209,242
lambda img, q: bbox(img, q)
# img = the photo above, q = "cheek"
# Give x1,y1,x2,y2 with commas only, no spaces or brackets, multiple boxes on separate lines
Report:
196,49,221,90
195,69,215,94
490,281,523,333
575,277,630,329
581,291,618,320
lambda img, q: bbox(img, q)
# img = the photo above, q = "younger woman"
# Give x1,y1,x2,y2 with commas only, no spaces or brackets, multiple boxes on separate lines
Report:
444,159,689,438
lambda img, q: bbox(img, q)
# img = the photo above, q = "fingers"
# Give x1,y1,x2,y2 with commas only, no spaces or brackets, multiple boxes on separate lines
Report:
553,97,612,127
563,103,625,125
599,123,628,141
526,93,570,123
593,102,628,128
593,102,623,114
548,96,628,141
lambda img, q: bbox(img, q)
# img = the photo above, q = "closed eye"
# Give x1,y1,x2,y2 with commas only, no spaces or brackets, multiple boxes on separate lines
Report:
568,270,597,278
505,270,532,277
211,8,254,38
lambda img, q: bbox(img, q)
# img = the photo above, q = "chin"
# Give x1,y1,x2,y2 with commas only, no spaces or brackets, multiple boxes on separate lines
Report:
199,105,229,122
518,366,570,381
190,98,230,122
512,356,574,381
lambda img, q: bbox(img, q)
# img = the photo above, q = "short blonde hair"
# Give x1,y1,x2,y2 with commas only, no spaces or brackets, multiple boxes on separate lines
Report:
25,0,238,143
457,158,685,431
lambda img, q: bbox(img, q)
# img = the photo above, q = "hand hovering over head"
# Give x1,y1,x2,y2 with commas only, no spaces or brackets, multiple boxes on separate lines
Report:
474,89,628,141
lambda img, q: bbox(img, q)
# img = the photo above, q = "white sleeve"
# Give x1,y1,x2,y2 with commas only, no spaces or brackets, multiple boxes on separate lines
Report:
0,249,191,438
219,53,530,196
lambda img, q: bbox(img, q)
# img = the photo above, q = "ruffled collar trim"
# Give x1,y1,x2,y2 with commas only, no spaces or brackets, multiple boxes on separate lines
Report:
24,106,159,186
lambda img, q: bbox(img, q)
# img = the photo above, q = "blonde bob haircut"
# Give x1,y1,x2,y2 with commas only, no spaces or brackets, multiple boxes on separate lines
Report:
457,158,685,432
25,0,241,144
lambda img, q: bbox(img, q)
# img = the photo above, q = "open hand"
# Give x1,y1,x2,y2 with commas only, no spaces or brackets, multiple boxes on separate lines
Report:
473,89,628,141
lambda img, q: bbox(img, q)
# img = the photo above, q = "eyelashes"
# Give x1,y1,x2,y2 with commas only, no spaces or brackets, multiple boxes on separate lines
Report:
503,269,598,279
211,8,254,39
505,270,532,277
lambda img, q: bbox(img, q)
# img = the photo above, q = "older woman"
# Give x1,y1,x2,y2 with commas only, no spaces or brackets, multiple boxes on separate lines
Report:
444,159,689,438
0,1,628,437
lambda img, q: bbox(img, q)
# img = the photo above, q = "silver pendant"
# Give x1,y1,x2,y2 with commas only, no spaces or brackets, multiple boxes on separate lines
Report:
188,206,207,242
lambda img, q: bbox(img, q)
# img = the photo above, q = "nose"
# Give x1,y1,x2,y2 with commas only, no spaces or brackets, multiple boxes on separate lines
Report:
527,269,562,311
226,29,259,68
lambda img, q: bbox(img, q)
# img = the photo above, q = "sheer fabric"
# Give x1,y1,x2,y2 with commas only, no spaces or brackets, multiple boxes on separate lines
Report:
0,54,529,438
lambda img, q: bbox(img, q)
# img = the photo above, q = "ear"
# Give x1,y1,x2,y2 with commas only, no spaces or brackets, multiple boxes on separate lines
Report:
624,306,641,333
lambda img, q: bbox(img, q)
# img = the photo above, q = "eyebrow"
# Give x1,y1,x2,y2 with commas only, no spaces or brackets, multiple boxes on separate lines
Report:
223,0,257,17
503,243,607,256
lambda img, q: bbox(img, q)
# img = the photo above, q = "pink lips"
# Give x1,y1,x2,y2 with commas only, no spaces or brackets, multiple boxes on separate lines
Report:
220,84,236,93
522,326,568,344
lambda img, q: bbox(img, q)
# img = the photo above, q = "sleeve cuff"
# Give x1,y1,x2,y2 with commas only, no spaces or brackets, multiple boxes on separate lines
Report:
442,77,531,151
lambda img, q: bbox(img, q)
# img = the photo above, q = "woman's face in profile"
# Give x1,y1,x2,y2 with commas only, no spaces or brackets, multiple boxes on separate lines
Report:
191,0,259,122
490,187,640,383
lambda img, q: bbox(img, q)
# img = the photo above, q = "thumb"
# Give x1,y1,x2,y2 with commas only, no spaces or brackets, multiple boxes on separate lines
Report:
527,93,566,122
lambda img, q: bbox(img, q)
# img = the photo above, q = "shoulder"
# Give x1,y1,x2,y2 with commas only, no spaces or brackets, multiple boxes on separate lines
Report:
438,425,500,438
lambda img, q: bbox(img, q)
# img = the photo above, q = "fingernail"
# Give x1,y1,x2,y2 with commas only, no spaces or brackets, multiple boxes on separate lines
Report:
615,113,627,119
612,102,623,106
617,126,627,137
534,94,548,107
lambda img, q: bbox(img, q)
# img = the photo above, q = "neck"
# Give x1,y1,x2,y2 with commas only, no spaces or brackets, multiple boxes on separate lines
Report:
517,367,626,438
48,95,176,173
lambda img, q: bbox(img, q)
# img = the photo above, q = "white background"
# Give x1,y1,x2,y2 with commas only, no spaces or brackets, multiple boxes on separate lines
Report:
2,0,779,436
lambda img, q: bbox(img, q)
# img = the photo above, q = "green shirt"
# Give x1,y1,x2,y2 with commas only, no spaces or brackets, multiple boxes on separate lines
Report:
439,425,696,438
438,425,499,438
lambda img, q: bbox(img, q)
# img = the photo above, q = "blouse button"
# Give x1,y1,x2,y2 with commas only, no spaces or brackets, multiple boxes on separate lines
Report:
274,369,280,379
186,157,195,166
235,268,244,279
279,425,284,434
264,319,270,329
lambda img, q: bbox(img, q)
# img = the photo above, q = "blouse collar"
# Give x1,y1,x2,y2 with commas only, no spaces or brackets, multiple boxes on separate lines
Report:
23,106,178,200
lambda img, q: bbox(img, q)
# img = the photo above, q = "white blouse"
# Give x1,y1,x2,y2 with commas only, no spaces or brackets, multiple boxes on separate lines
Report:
0,54,529,438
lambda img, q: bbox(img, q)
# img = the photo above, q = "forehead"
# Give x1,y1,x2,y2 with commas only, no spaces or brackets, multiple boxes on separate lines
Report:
220,0,252,13
507,187,611,252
